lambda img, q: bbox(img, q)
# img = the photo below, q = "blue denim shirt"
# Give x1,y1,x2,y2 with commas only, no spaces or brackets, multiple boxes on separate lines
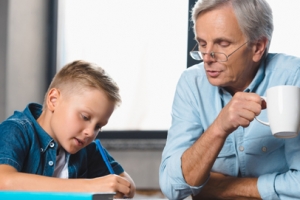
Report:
0,103,123,178
159,53,300,200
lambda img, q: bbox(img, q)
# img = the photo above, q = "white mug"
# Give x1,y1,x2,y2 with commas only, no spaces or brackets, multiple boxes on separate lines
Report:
255,85,300,138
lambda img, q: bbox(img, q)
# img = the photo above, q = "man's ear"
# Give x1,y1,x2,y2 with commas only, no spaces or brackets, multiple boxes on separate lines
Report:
252,37,268,62
46,88,60,112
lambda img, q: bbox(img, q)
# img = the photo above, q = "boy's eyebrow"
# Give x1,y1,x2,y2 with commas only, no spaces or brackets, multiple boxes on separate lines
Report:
83,107,108,126
84,107,98,117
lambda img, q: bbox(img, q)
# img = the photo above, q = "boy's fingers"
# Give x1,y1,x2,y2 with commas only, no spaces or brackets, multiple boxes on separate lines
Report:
116,176,131,187
113,192,123,198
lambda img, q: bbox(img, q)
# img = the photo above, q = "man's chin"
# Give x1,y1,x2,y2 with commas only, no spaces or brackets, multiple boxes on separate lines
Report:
207,78,225,87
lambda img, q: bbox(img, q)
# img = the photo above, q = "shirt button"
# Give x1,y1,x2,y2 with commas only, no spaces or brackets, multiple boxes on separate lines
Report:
262,146,267,152
48,161,54,166
40,148,44,152
239,146,244,151
49,142,55,148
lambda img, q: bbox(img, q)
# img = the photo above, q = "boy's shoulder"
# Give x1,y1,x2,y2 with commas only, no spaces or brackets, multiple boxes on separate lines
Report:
3,103,43,124
2,112,27,128
0,104,39,137
1,110,33,129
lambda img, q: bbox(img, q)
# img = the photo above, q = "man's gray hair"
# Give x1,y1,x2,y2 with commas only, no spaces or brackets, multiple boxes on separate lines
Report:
192,0,273,56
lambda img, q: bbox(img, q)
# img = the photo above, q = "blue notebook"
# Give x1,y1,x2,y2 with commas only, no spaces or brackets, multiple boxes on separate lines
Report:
0,191,115,200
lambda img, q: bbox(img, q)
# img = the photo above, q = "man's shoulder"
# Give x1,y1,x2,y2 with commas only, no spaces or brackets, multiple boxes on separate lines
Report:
181,62,207,81
266,53,300,71
185,62,205,73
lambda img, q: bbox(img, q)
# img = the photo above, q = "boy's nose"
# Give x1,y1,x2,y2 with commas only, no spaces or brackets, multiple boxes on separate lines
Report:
84,127,96,137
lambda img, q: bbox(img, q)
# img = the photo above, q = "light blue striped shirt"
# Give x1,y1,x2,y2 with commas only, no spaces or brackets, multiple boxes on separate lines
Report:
159,53,300,200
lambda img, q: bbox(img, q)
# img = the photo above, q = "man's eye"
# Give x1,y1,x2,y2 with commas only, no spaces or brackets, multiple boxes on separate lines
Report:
199,43,206,48
219,41,230,47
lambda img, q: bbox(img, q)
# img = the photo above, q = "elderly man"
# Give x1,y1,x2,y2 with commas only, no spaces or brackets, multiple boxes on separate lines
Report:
159,0,300,199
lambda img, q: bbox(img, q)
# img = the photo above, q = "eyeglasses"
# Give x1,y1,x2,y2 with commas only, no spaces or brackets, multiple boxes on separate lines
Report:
189,41,248,62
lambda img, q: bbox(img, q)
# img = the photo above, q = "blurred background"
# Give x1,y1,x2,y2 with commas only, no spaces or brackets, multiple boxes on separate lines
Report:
0,0,299,198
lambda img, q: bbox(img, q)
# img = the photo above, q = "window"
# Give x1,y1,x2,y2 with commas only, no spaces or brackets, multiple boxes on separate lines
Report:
57,0,300,132
57,0,188,131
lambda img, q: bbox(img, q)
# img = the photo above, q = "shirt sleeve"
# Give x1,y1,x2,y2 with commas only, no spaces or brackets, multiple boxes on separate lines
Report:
0,120,29,171
257,133,300,199
86,141,124,178
257,66,300,199
159,71,209,199
104,146,124,175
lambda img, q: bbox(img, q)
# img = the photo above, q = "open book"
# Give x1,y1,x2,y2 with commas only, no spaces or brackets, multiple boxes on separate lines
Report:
0,191,115,200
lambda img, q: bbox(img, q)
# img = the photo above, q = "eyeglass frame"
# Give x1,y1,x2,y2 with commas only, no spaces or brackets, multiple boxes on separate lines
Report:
189,41,249,62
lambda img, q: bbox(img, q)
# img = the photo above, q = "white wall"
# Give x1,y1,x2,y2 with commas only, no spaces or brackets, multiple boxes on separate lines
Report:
0,0,48,121
267,0,300,56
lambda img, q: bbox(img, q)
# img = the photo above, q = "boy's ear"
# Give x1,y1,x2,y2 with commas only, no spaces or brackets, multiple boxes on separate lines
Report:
46,88,60,112
252,37,268,62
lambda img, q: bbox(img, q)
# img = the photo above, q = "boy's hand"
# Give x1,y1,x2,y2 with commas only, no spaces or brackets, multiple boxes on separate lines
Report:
91,174,132,198
0,165,135,198
119,172,136,198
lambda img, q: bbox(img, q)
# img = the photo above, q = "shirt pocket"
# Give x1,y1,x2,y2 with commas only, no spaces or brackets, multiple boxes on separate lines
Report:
243,136,284,156
243,136,287,175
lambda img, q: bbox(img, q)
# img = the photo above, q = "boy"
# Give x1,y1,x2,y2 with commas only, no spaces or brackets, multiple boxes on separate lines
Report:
0,60,135,198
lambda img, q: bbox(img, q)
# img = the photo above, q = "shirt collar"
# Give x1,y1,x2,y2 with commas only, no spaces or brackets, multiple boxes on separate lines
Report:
24,103,57,153
218,57,267,97
244,59,266,93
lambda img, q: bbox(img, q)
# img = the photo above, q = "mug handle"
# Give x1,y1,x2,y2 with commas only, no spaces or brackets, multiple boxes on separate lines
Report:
254,96,270,126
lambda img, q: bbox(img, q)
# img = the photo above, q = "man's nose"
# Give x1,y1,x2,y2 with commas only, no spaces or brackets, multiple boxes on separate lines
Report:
201,44,215,63
202,52,215,63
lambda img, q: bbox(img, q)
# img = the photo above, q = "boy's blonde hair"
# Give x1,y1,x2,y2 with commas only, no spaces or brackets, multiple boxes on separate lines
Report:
43,60,121,108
